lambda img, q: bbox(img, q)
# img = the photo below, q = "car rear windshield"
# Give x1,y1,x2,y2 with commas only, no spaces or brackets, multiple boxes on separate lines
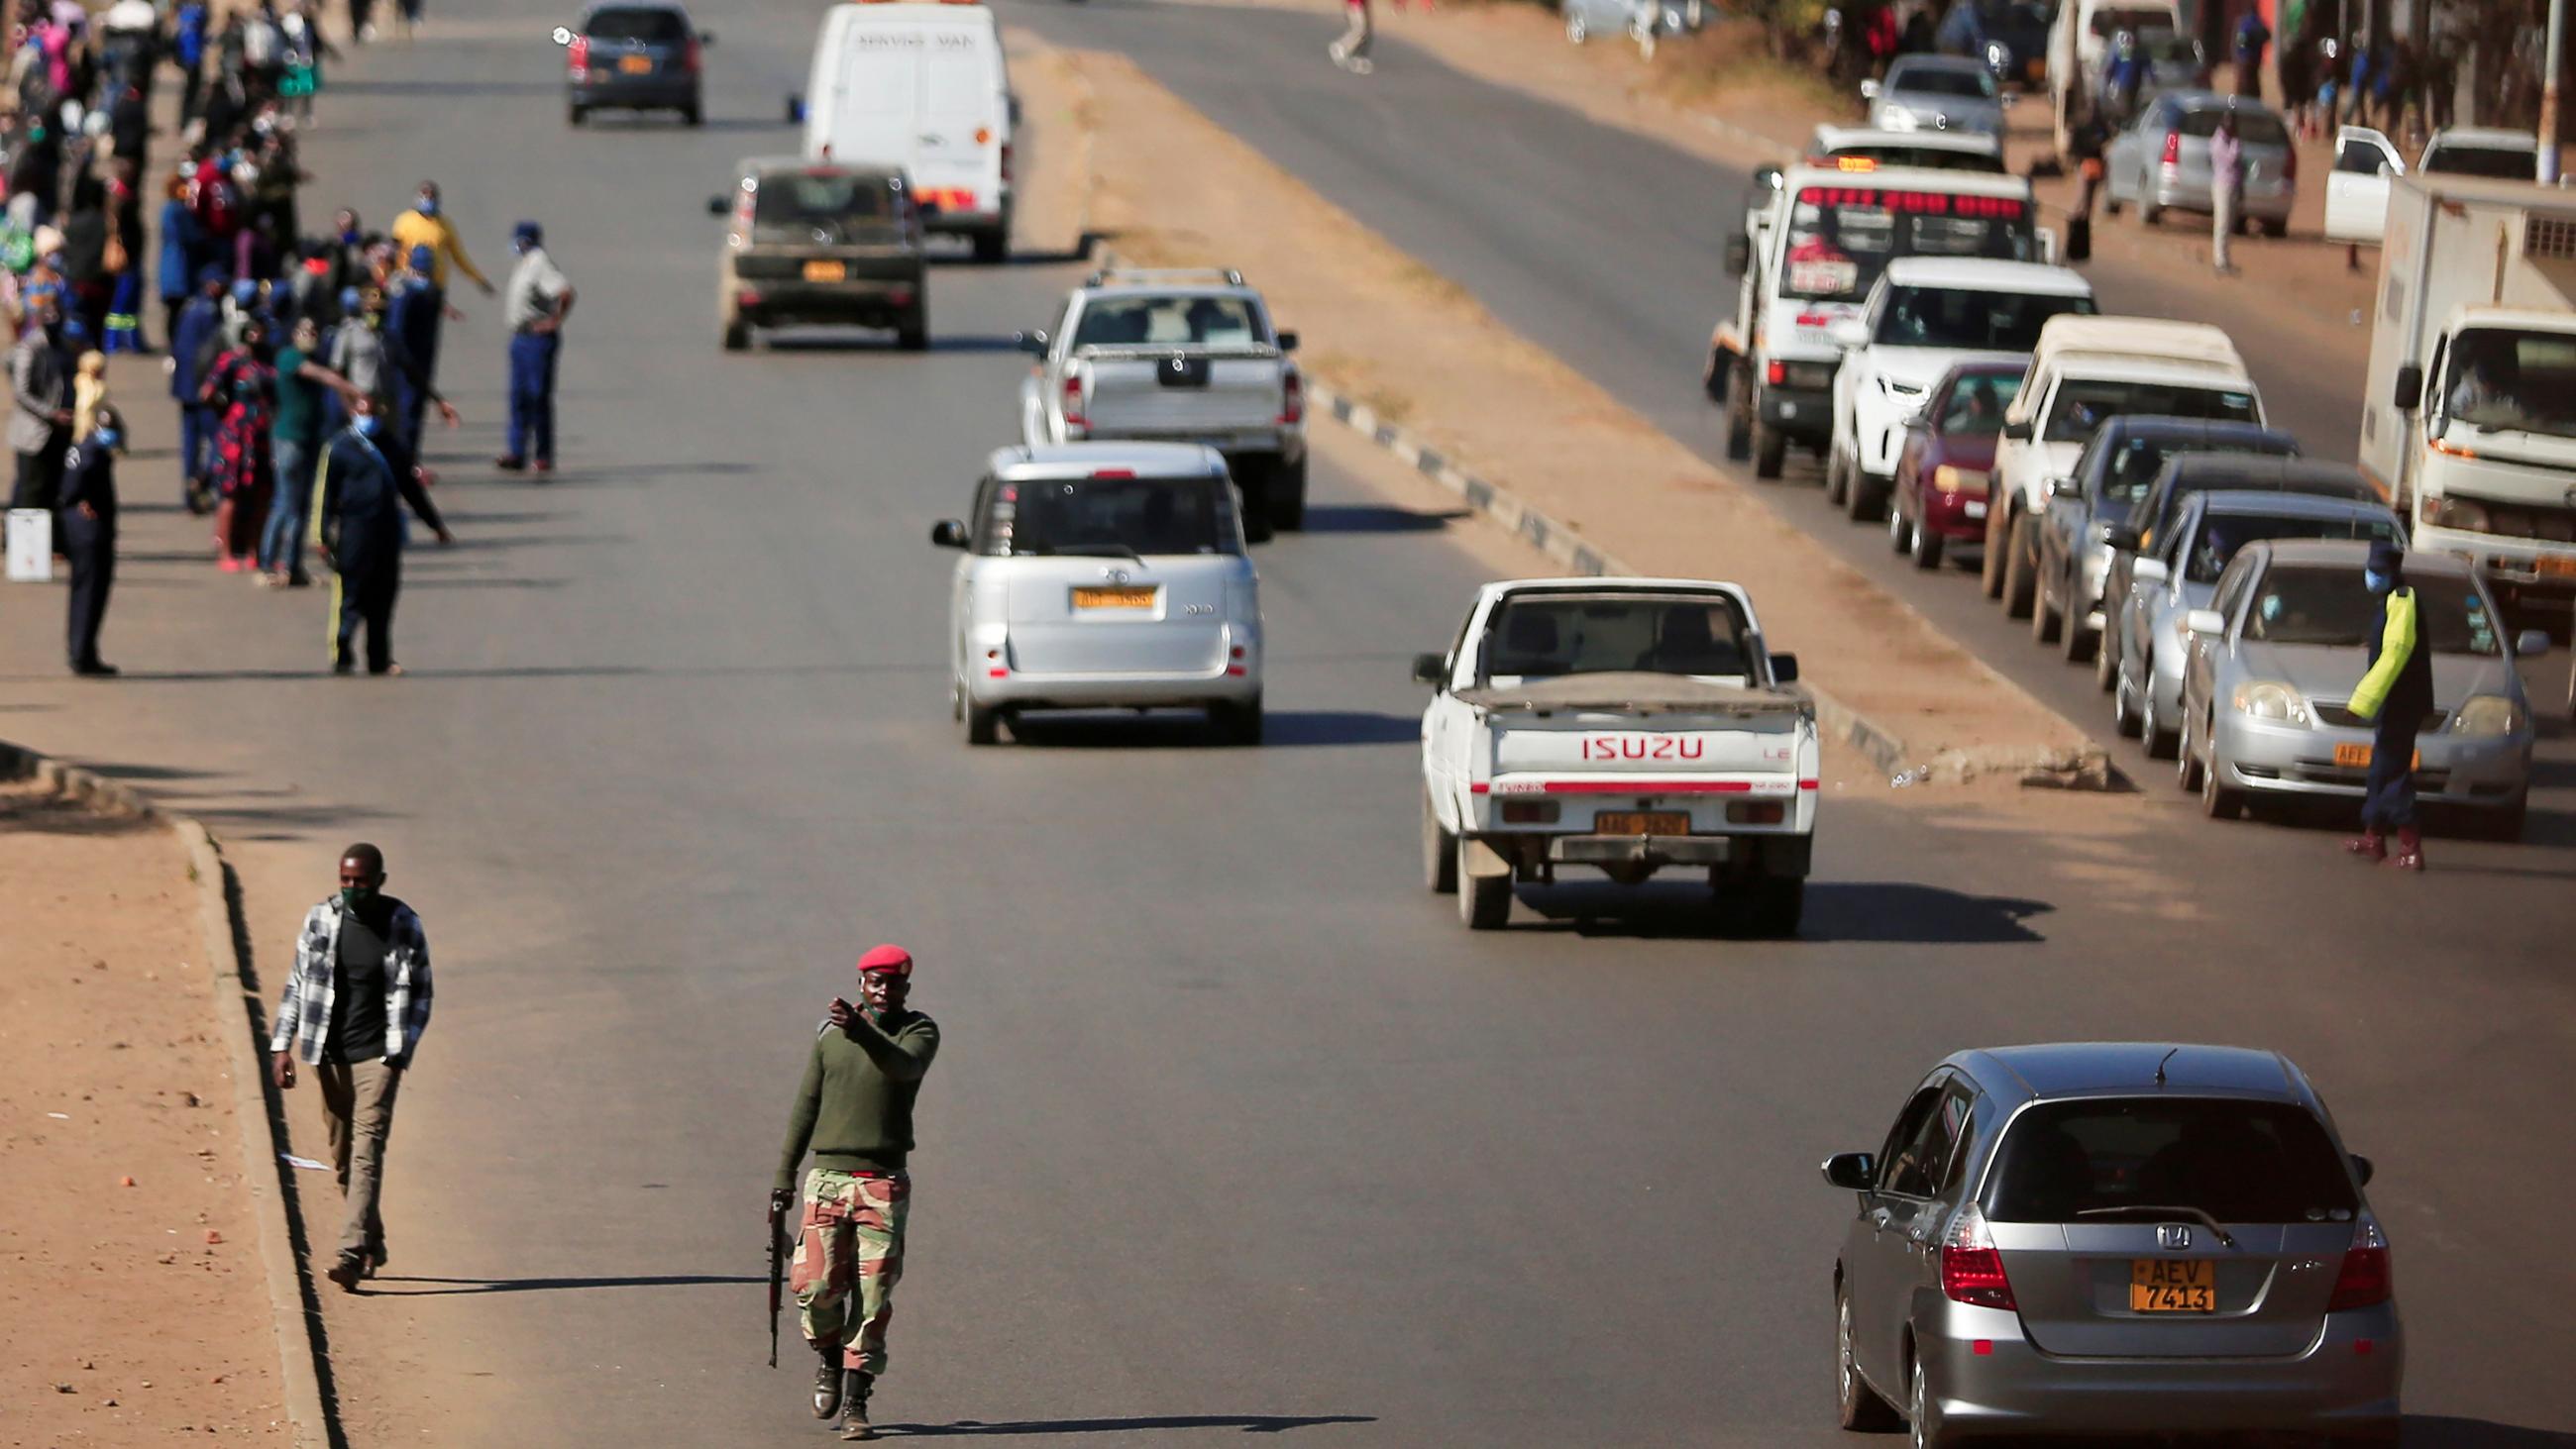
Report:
981,475,1237,558
752,173,898,234
1878,285,2096,350
1071,295,1266,350
2044,378,2259,443
2423,144,2537,179
1937,371,2022,433
2177,107,2292,147
2185,511,2398,582
1984,1097,2358,1224
1892,65,1995,98
584,6,689,41
1782,185,2038,302
2245,565,2502,654
2100,434,2294,511
1481,595,1753,682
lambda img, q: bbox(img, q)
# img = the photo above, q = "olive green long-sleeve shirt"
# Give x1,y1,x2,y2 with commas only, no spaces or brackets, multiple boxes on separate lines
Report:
776,1007,941,1190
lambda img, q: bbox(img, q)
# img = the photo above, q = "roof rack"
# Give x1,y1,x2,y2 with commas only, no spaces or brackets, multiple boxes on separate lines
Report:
1082,266,1246,288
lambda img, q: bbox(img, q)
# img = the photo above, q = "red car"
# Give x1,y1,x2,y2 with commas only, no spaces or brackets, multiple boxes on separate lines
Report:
1888,361,2024,569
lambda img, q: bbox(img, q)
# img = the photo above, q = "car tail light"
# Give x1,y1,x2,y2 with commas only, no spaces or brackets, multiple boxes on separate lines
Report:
1939,1204,2016,1310
682,36,701,73
1278,369,1304,426
1766,359,1787,386
1500,800,1558,824
1088,468,1134,479
566,34,589,78
2161,132,2181,168
1062,374,1087,431
1727,800,1783,824
2327,1222,2391,1311
999,142,1014,184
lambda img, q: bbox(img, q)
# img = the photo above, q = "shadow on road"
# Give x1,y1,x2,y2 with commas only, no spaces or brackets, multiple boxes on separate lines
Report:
366,1274,761,1296
874,1415,1375,1438
1517,880,2051,943
928,231,1111,269
1003,709,1415,749
1293,504,1466,535
2401,1418,2576,1447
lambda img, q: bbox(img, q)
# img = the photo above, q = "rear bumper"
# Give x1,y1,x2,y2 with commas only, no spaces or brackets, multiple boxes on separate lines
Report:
1483,830,1812,878
1918,485,1990,541
1922,1299,2404,1436
967,665,1261,711
570,74,696,108
1760,383,1834,445
924,205,1010,237
733,278,923,328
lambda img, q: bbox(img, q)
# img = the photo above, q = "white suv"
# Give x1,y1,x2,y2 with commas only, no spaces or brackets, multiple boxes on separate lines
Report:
1824,258,2094,522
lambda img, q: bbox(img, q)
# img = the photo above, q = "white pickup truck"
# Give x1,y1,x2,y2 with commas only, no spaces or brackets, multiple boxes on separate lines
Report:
1415,578,1818,933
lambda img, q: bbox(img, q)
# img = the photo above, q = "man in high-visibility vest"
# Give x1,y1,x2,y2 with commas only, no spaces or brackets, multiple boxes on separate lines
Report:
2345,539,2431,871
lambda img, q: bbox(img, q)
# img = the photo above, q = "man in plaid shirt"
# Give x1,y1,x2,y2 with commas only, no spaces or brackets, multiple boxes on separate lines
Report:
269,843,434,1292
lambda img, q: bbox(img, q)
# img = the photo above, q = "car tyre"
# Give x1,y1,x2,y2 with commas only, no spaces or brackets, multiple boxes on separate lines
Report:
2000,516,2036,618
2200,726,2246,819
2112,670,2142,738
1270,455,1308,532
2177,712,2204,791
1908,1352,1953,1449
1910,511,1944,569
1846,467,1884,523
2257,215,2288,239
1823,447,1849,507
567,103,587,127
1458,838,1511,930
1423,788,1458,894
2141,685,2176,759
960,687,999,747
1886,495,1911,555
2031,567,2062,643
2094,617,2121,691
682,101,702,127
722,318,749,352
1723,359,1754,461
1836,1287,1901,1431
897,308,929,353
2060,577,2095,662
972,229,1010,264
2138,171,2164,226
1565,11,1587,44
1210,696,1263,747
1753,415,1788,479
2472,793,2528,843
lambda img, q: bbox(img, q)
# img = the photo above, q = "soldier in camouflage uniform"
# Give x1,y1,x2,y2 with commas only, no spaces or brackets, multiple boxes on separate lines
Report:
774,945,940,1441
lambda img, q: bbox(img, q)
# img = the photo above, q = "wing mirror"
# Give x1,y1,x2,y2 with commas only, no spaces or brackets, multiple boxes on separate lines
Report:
1753,163,1782,192
1411,652,1448,686
1859,78,1881,100
2350,1153,2376,1187
1771,651,1800,684
550,24,573,44
1014,328,1049,356
2130,557,2169,584
1821,1152,1875,1190
2001,418,2034,441
2043,474,2073,499
705,193,728,215
2514,628,2551,659
929,519,968,549
698,29,715,45
785,92,805,125
1827,319,1870,352
2393,362,2423,412
1276,330,1300,353
2184,607,2227,638
2105,524,2142,553
1724,234,1752,276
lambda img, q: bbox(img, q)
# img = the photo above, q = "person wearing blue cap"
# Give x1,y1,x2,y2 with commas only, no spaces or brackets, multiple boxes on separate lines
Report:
495,220,573,475
2345,538,2431,871
170,265,229,511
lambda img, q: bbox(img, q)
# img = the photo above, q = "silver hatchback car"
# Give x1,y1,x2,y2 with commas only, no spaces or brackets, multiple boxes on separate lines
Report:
1825,1043,2402,1447
931,444,1264,746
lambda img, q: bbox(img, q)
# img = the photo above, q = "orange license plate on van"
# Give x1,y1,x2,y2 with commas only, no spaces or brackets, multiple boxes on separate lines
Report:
1071,586,1155,610
2130,1259,2215,1313
2333,744,2420,770
802,259,847,282
1595,812,1688,835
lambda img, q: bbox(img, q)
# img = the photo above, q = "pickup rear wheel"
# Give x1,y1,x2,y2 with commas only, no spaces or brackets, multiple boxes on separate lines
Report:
1723,360,1754,461
2030,565,2062,643
2000,516,2037,618
896,308,928,353
1423,789,1458,894
1846,468,1884,523
1269,456,1308,532
1753,415,1788,479
960,687,999,747
1458,839,1511,930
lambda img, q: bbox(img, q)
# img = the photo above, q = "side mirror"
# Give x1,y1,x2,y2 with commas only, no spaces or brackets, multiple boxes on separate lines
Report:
915,198,941,219
1753,163,1782,191
2002,418,2034,441
1014,329,1049,356
785,93,805,125
2514,628,2551,659
1724,234,1752,276
1276,330,1300,353
2184,607,2226,638
550,24,573,45
1827,319,1870,352
2350,1153,2376,1187
1771,651,1800,684
698,29,715,45
2393,362,2423,412
1411,652,1448,686
1859,78,1881,100
1821,1152,1876,1191
929,519,968,549
2130,557,2169,584
2043,474,2073,499
2035,225,2060,265
705,193,728,216
2105,525,2142,553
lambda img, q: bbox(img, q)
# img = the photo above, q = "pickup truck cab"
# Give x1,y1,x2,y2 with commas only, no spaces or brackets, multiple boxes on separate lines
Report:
1983,315,2260,616
1415,578,1817,933
1018,267,1307,540
1712,164,2049,479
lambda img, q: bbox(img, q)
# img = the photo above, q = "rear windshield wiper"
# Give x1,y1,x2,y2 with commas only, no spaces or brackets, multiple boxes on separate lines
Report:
2075,1204,2238,1248
1029,544,1144,563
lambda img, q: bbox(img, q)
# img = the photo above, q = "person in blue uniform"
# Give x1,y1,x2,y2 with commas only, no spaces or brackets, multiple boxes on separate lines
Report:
317,396,452,675
57,404,125,676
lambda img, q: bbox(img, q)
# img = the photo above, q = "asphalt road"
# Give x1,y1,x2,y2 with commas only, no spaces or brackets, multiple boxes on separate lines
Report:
0,2,2572,1445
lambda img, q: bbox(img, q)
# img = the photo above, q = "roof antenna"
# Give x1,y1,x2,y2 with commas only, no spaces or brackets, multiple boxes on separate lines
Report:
2153,1047,2180,1087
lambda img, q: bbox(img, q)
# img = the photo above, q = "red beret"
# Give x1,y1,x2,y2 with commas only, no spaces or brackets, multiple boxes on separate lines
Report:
856,944,913,979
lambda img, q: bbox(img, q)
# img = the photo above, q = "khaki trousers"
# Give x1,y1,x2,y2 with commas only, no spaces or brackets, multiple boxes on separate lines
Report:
315,1059,402,1263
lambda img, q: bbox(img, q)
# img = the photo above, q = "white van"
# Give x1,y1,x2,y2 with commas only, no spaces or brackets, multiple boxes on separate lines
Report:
799,0,1013,261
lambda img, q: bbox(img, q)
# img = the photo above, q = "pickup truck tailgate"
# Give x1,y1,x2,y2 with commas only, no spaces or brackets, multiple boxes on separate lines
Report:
1461,673,1814,805
1082,351,1283,434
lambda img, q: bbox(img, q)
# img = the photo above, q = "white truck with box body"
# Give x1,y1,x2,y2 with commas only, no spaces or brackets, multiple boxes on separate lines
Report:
1415,578,1818,933
2361,171,2576,627
798,1,1013,261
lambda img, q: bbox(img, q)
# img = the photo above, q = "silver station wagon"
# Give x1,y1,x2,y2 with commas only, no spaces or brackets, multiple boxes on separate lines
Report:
931,444,1264,746
1825,1043,2402,1447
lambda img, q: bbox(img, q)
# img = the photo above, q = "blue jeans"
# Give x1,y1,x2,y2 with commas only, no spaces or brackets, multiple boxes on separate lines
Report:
2359,718,2419,831
506,331,560,465
259,437,316,574
179,402,216,491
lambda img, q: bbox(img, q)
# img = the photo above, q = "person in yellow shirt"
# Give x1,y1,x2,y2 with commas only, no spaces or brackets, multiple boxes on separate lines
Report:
388,181,495,297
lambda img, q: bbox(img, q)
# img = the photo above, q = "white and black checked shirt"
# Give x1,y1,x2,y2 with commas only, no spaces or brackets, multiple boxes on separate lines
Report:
268,896,434,1067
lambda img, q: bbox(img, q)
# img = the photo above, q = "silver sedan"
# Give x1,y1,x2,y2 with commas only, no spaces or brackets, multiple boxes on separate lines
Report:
2178,540,2548,837
1862,55,2008,138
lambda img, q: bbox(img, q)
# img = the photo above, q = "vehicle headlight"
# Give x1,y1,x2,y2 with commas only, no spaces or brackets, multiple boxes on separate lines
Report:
2448,694,2525,738
1986,41,2009,66
2231,680,2310,725
1880,108,1920,131
1930,465,1986,493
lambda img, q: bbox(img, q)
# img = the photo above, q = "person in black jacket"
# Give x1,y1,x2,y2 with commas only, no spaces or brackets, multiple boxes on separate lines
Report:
57,404,123,676
317,395,451,675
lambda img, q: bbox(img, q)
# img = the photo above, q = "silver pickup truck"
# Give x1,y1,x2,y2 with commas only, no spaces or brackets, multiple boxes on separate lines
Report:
1017,268,1307,540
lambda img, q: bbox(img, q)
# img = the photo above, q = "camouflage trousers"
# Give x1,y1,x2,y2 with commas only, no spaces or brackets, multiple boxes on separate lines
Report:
792,1168,911,1376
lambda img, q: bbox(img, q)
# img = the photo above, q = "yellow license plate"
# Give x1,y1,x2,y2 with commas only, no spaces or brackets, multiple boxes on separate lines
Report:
1071,585,1156,610
618,53,653,73
2129,1259,2215,1313
2026,58,2045,80
2536,555,2576,578
802,259,847,282
1596,811,1689,835
2333,743,2421,769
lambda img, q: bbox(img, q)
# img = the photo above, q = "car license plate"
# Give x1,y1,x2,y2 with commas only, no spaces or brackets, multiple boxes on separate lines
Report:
2130,1259,2215,1313
802,259,847,282
2535,555,2576,578
1071,585,1156,610
1595,811,1689,835
618,53,652,73
1966,500,1987,518
2026,58,2045,80
2333,743,2422,770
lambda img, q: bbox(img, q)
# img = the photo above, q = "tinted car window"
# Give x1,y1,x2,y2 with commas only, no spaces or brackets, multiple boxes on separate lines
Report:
1938,371,2020,433
2178,107,2292,146
2044,379,2260,443
1891,64,1996,98
2245,564,2502,655
1877,286,2095,350
1781,184,2038,301
2186,511,2399,583
753,173,897,232
1984,1097,2358,1224
1073,296,1264,349
1481,595,1753,681
1879,1086,1963,1197
981,475,1238,558
2423,145,2538,180
584,5,689,41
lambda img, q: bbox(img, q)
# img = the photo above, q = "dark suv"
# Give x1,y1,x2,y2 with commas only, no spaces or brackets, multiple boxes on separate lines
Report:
710,160,929,352
561,1,708,127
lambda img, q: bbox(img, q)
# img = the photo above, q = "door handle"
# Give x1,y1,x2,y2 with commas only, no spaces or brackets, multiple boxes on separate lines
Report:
1869,1207,1892,1233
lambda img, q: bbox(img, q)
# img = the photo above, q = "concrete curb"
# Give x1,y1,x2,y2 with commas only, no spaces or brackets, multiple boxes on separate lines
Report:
1,742,342,1449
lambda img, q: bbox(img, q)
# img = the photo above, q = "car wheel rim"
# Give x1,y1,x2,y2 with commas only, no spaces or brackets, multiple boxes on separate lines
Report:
1837,1298,1854,1407
1911,1362,1927,1448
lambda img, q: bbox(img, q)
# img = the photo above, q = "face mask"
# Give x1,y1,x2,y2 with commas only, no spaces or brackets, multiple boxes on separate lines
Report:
339,884,377,911
415,195,438,217
353,413,381,438
89,427,119,450
340,228,358,245
2364,569,2394,595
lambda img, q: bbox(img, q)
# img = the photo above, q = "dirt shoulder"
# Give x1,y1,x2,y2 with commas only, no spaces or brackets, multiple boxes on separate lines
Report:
0,777,290,1445
1013,34,2091,774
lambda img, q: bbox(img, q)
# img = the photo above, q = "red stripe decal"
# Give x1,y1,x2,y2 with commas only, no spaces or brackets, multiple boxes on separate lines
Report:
1798,778,1820,790
1468,782,1491,794
1538,779,1755,794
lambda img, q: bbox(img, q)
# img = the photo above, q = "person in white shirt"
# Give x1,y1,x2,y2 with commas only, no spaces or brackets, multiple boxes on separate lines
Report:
495,220,574,475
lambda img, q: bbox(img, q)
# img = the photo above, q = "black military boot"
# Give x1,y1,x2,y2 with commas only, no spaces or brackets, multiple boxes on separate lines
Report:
839,1370,875,1441
810,1343,843,1419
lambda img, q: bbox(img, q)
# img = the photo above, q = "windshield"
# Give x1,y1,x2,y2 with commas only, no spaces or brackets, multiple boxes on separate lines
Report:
1937,371,2022,434
2423,144,2537,179
1891,64,1995,98
2177,106,2292,146
583,6,689,41
1481,595,1754,682
1072,295,1266,350
2441,327,2576,440
1984,1098,2358,1225
1877,285,2095,349
2098,434,2294,512
752,172,898,238
1830,145,2009,173
2245,565,2502,655
982,475,1237,558
2185,511,2398,583
1782,185,2037,302
2043,378,2260,443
